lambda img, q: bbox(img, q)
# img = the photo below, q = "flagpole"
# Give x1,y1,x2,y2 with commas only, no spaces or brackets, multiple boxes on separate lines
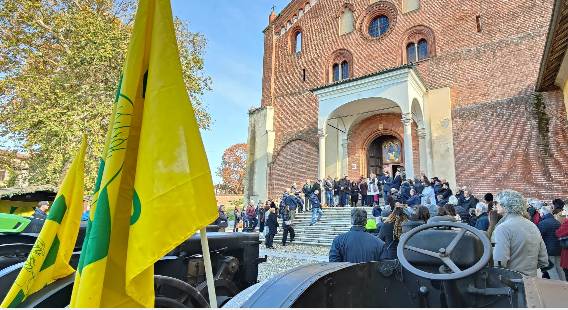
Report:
199,228,218,308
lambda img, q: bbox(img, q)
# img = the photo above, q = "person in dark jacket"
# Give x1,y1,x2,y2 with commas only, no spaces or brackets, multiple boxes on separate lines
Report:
399,180,411,203
259,201,270,233
392,170,402,191
372,204,382,221
436,182,452,206
432,178,442,195
350,180,360,207
406,188,421,207
378,206,409,259
359,178,368,206
338,176,350,207
27,201,50,233
302,179,312,213
474,202,489,231
329,208,385,263
380,171,393,201
265,207,278,249
280,204,295,246
413,177,424,197
214,205,229,232
324,177,334,207
312,180,322,208
309,190,323,225
333,177,340,207
459,189,478,210
537,205,564,280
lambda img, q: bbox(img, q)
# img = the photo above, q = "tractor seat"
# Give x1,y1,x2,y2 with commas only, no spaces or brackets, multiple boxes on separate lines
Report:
404,228,484,268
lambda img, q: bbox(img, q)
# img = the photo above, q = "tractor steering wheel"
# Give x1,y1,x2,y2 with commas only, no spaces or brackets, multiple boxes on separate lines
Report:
396,222,492,281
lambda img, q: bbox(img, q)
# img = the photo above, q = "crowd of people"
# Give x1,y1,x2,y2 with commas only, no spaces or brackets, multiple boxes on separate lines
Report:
215,186,324,249
213,169,568,282
327,171,568,282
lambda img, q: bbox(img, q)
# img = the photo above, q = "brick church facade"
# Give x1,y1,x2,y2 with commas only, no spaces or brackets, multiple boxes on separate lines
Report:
245,0,568,202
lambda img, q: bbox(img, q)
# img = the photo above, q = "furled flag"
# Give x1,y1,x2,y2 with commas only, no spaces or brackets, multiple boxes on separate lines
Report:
1,137,86,308
69,0,218,307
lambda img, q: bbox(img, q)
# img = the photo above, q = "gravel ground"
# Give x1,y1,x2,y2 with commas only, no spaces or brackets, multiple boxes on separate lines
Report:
257,242,330,282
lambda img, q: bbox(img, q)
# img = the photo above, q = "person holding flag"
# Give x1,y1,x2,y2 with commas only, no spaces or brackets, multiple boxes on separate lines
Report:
70,0,219,307
1,137,87,308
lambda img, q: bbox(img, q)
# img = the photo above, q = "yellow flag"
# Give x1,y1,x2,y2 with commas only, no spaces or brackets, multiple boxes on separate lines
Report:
70,0,218,307
1,137,86,308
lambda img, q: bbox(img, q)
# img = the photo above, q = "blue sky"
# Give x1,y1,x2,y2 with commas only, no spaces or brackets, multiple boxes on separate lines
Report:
171,0,289,183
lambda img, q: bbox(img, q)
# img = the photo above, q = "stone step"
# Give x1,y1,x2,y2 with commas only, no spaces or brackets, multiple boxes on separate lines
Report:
289,207,375,246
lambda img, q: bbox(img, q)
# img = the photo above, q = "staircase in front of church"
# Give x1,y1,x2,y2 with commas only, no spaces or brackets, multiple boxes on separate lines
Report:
292,206,374,246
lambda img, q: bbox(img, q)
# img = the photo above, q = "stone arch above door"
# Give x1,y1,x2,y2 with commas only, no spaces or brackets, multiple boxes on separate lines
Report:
347,113,420,179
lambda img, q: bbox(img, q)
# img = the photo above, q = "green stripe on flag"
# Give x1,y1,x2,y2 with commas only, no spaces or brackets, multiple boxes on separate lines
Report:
130,190,141,225
40,235,60,271
93,159,105,194
82,187,111,268
8,289,25,307
114,74,123,103
76,219,91,273
47,196,67,224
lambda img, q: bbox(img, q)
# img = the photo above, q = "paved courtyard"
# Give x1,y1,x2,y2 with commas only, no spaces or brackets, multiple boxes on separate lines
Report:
257,242,329,281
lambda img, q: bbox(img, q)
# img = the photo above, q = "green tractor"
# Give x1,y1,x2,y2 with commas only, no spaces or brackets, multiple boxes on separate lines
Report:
0,213,31,234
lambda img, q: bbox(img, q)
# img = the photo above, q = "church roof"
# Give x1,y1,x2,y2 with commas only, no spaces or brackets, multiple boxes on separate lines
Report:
310,64,418,93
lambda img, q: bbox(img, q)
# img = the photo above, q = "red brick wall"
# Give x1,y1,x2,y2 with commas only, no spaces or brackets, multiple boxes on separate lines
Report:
269,139,318,198
453,91,568,200
263,0,567,199
347,113,420,179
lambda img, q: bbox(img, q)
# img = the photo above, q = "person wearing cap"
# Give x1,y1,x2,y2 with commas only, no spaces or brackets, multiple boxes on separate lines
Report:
329,208,385,263
537,204,564,281
492,190,549,277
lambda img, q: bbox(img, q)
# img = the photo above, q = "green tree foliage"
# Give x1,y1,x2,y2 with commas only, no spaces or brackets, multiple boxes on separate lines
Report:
0,0,211,189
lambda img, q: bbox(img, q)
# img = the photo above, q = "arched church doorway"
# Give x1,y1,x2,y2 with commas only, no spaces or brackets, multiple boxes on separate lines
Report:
367,135,403,176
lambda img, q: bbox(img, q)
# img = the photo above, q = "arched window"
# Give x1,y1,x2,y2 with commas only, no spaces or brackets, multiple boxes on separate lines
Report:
339,8,354,35
406,42,416,63
417,39,428,61
368,15,389,38
341,61,349,80
332,63,340,82
294,31,302,53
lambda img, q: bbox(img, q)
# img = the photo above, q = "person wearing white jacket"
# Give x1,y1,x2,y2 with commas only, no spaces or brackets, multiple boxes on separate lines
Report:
420,176,438,216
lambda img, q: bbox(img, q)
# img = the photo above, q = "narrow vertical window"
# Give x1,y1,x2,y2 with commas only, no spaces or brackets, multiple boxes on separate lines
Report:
302,69,306,82
476,15,482,32
295,31,302,53
339,8,354,35
406,43,416,64
333,63,340,82
417,39,428,61
341,61,349,80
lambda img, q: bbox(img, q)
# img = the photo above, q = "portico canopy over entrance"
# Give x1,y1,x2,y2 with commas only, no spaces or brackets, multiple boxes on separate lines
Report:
311,65,430,180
